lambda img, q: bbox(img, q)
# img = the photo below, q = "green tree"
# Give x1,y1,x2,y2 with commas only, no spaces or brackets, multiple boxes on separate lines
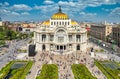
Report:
0,32,5,40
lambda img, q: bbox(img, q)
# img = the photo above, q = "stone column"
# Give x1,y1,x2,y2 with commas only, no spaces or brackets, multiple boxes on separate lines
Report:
33,32,36,44
39,34,42,43
81,34,83,43
46,34,48,42
54,35,56,43
46,44,50,51
83,34,84,43
74,34,76,42
36,33,39,42
73,44,76,51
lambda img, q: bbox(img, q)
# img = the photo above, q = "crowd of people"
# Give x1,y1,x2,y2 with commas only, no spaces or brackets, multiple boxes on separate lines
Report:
26,48,107,79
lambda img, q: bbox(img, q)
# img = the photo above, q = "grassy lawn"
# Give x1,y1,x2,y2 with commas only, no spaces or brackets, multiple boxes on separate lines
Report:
95,60,120,79
0,60,33,79
36,64,58,79
71,64,97,79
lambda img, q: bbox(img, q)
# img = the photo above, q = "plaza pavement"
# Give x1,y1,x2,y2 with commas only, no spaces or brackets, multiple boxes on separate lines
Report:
26,49,107,79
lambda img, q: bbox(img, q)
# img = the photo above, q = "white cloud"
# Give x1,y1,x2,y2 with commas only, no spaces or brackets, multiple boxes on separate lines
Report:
79,12,97,17
87,13,97,16
11,12,20,16
3,9,10,13
79,12,85,15
0,9,11,16
4,2,9,6
0,2,9,6
110,7,120,16
58,1,76,7
44,0,54,4
33,0,119,14
12,4,32,11
102,8,112,12
34,5,47,10
0,0,120,22
34,4,58,12
21,12,30,15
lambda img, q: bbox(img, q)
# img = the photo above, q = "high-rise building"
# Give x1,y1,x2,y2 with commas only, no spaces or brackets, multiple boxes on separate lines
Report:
90,24,112,42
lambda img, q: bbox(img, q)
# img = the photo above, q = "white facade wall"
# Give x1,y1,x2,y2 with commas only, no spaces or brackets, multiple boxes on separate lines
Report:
35,31,87,52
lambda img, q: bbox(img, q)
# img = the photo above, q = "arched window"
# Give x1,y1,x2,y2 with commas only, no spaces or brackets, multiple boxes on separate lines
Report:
56,29,66,43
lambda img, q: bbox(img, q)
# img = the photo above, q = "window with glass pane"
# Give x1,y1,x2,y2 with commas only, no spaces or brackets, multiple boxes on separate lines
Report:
69,35,72,42
50,35,54,41
76,35,80,42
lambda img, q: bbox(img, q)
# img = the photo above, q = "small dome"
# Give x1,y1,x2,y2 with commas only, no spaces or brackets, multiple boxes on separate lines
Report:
71,20,78,25
42,20,50,26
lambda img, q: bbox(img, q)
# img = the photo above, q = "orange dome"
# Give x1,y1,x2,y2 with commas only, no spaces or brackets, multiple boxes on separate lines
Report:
51,6,69,20
51,13,69,19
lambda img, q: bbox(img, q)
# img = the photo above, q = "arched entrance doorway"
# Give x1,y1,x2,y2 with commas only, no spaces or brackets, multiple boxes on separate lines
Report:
54,28,67,53
42,44,46,51
77,44,80,50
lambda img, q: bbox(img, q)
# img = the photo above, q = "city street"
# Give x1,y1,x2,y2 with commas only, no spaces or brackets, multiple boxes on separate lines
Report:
89,37,120,54
0,38,30,70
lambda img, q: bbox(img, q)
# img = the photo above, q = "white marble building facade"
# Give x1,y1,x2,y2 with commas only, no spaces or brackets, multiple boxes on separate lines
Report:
33,6,87,53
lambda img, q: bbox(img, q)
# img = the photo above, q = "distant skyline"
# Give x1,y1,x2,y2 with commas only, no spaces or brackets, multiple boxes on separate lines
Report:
0,0,120,23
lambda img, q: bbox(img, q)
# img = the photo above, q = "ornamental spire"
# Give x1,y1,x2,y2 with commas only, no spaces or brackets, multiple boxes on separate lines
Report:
58,5,62,13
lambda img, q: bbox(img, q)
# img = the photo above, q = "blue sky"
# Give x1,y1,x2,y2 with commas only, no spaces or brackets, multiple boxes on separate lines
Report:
0,0,120,23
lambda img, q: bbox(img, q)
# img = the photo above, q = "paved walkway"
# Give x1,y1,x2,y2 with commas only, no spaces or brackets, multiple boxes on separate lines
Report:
52,54,74,79
85,53,107,79
26,51,75,79
26,50,107,79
